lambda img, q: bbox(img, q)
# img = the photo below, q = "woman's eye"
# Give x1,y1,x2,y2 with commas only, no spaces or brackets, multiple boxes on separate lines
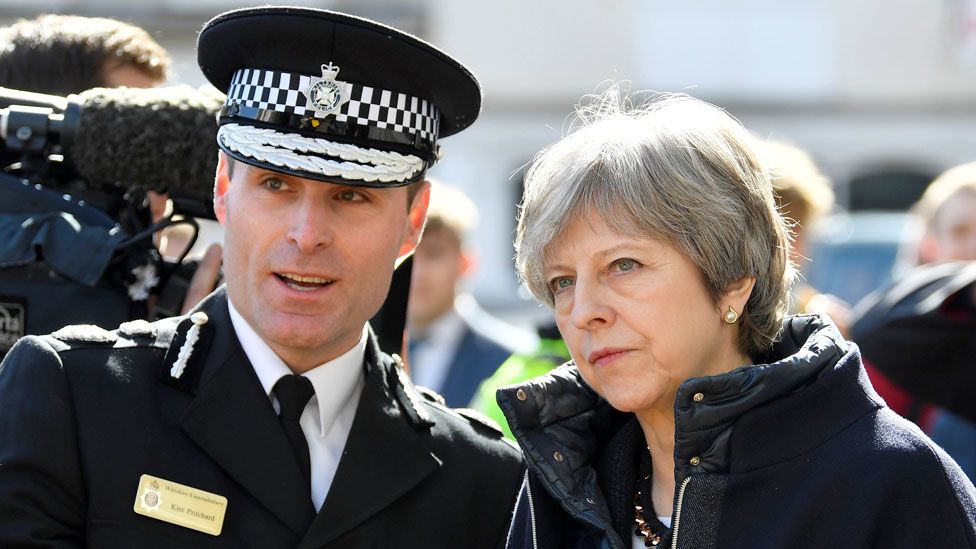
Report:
549,276,574,293
613,258,637,272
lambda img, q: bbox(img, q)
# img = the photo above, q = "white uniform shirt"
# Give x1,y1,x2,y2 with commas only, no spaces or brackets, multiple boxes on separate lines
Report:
228,299,366,511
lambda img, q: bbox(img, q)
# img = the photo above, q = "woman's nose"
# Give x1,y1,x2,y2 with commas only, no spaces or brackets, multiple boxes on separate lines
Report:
568,277,613,331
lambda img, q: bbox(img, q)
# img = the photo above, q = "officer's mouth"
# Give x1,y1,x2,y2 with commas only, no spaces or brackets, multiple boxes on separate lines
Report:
275,272,335,292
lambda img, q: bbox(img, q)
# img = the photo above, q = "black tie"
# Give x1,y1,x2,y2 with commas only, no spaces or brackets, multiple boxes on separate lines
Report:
273,375,315,493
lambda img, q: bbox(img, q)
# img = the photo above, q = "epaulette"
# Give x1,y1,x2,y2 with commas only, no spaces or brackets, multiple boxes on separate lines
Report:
454,407,506,438
118,319,157,339
412,382,507,438
389,354,435,430
51,324,117,344
417,397,509,441
415,385,446,406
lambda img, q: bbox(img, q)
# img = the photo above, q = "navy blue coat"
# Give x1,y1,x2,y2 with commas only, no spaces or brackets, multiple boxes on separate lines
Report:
499,315,976,548
438,322,514,407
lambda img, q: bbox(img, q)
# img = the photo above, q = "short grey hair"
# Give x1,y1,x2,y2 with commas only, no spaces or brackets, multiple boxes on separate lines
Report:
515,90,793,356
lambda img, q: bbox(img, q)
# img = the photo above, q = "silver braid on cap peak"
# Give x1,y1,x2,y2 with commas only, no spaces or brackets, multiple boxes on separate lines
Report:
217,123,425,183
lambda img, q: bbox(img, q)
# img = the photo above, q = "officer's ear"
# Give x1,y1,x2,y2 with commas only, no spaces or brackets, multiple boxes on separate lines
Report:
398,180,431,258
213,152,232,225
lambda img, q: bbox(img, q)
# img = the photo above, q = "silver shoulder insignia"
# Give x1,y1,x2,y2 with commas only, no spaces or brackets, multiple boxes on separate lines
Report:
170,312,209,379
51,324,117,344
119,319,157,339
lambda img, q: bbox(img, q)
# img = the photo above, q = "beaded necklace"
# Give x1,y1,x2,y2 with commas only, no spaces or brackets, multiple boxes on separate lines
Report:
633,450,670,547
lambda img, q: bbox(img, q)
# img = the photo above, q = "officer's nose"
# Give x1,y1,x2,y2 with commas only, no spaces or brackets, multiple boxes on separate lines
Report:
286,198,335,253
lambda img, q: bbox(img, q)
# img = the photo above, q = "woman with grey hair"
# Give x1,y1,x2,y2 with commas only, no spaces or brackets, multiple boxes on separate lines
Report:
499,91,976,548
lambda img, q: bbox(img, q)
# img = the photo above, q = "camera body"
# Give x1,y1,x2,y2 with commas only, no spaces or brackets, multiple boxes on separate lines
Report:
0,89,213,358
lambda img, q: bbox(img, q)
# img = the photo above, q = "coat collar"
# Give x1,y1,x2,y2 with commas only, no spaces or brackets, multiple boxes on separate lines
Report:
671,314,861,481
160,288,442,542
498,315,873,503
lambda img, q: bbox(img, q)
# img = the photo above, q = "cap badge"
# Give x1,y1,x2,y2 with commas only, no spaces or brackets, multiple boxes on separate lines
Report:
303,62,349,118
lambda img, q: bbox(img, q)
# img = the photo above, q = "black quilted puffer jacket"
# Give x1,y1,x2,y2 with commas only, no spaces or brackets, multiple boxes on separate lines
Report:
498,315,976,549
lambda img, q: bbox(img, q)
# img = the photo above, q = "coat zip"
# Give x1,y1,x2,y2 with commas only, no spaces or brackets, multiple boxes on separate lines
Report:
670,476,692,549
525,475,539,549
524,467,624,549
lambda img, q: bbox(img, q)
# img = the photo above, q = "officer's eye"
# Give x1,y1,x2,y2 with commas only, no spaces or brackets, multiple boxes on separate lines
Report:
262,177,290,192
337,189,366,202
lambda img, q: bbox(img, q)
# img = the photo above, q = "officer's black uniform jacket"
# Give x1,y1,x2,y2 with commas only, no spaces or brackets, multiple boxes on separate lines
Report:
0,289,524,548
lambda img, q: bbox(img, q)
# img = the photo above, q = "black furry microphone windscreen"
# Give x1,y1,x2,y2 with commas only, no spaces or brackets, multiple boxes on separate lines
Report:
71,85,224,215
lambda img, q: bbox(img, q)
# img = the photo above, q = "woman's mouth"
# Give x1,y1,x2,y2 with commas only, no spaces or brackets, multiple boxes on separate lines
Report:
588,348,631,367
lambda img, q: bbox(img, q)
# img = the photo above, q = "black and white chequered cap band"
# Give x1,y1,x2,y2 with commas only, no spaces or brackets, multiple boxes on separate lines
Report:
224,67,440,144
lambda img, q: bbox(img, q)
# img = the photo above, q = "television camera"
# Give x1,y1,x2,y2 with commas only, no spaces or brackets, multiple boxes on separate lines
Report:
0,85,222,357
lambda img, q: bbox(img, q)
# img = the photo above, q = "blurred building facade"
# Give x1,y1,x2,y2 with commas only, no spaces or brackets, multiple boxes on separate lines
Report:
3,0,976,322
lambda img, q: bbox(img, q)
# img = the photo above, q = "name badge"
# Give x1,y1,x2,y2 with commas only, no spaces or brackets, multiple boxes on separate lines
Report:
133,474,228,536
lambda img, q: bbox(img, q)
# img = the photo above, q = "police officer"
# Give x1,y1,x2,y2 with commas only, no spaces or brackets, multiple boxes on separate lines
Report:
0,7,523,548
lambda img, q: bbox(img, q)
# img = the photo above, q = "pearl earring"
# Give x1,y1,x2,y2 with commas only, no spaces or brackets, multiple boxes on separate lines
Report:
723,306,738,325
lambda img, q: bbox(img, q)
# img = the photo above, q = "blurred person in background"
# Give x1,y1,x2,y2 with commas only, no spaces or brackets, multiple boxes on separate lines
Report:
500,90,976,548
0,13,169,93
756,139,950,441
469,320,570,440
914,161,976,264
756,139,853,334
407,180,535,406
0,13,221,316
853,162,976,480
0,13,171,215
